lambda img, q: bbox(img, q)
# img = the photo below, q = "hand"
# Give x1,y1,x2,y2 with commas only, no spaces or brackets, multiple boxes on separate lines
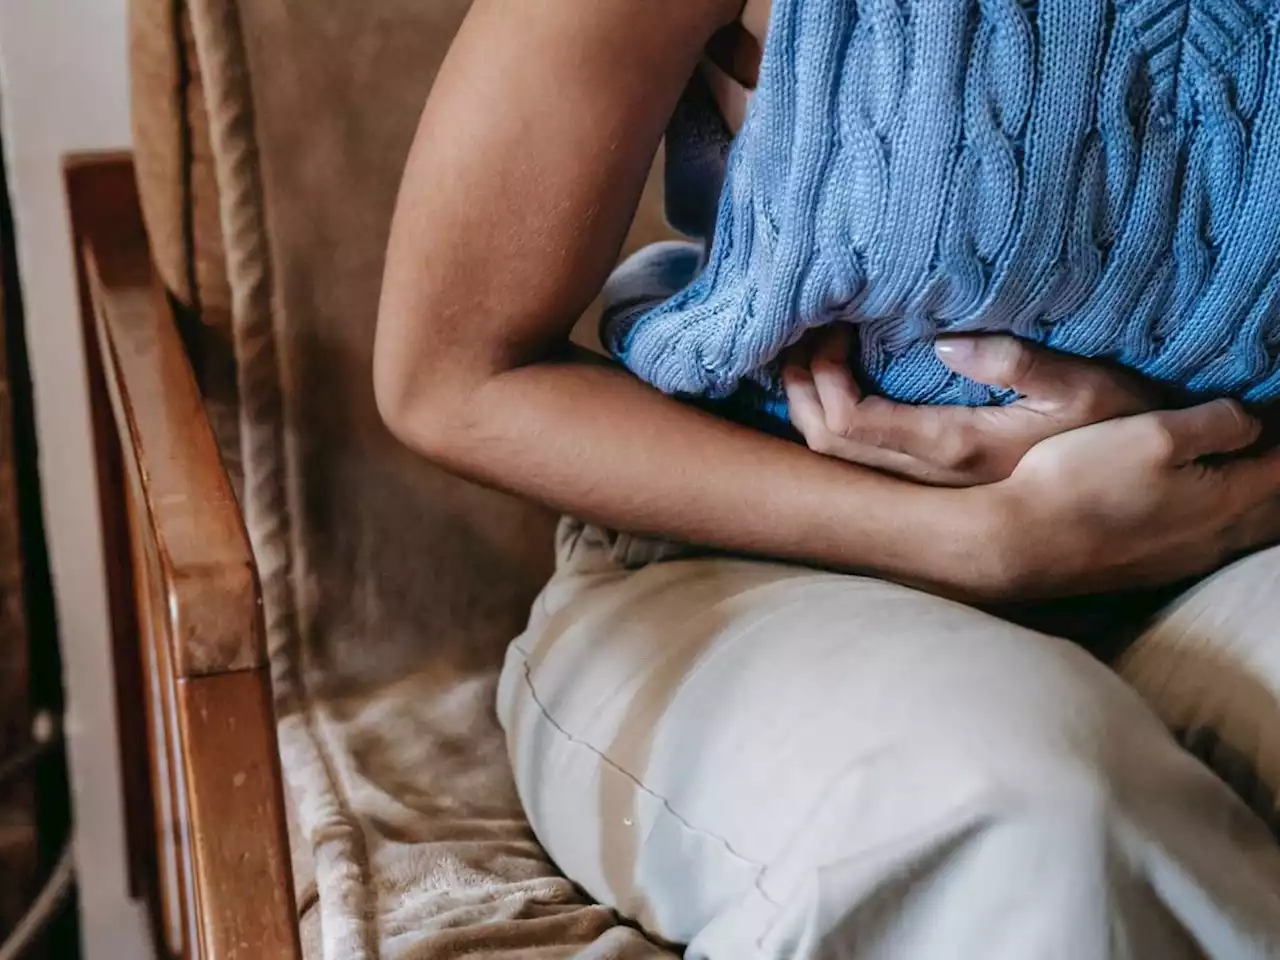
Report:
985,401,1280,597
782,325,1156,486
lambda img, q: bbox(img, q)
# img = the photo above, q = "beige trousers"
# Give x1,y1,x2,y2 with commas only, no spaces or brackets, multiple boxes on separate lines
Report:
497,520,1280,960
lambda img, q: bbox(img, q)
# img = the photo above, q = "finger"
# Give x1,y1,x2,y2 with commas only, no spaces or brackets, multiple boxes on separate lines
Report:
1145,400,1261,465
809,325,863,432
935,336,1037,388
784,390,964,484
781,361,826,438
803,323,942,459
830,395,984,476
935,335,1149,419
783,356,970,481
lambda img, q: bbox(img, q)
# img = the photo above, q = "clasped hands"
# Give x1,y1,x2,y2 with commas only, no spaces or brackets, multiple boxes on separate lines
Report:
783,324,1280,593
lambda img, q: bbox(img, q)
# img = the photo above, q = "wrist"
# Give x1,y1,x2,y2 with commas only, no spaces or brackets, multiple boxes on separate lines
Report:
835,481,1027,602
925,484,1032,602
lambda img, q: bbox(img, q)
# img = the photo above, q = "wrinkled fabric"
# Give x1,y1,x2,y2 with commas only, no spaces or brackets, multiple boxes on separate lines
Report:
501,520,1280,959
183,0,677,955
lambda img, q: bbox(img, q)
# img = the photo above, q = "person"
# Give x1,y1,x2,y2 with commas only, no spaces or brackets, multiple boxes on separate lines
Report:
373,1,1280,957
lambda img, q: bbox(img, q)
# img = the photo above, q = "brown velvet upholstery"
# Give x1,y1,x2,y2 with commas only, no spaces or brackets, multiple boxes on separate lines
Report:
130,0,243,491
129,0,229,320
130,0,677,955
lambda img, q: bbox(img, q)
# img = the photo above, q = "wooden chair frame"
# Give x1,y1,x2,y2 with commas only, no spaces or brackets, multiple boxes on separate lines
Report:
67,153,301,960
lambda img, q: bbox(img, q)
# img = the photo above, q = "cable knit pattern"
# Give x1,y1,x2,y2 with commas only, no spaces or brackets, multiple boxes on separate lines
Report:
603,0,1280,416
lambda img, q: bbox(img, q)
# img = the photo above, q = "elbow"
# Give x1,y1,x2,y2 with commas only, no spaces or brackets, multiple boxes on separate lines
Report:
372,368,416,450
372,313,460,457
371,319,413,439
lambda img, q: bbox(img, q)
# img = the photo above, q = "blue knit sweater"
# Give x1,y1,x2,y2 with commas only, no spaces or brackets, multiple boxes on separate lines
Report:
602,0,1280,420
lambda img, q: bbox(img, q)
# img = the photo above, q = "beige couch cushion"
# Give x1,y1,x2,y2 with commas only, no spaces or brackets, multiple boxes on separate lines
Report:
176,0,679,956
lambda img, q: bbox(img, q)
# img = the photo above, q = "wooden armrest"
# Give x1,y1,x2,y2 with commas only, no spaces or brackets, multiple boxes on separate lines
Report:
66,154,300,959
69,155,261,678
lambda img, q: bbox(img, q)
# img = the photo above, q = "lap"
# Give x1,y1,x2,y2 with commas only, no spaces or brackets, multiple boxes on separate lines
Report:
497,521,1280,953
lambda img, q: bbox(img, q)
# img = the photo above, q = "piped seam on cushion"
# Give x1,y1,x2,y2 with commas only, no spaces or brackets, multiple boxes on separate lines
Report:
516,654,782,914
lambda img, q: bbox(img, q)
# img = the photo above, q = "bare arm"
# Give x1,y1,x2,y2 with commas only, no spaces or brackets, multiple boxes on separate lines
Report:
374,0,1001,597
375,0,1280,601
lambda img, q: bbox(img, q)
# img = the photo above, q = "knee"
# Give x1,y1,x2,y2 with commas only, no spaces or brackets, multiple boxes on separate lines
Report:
747,733,1156,959
935,713,1126,853
919,651,1166,836
980,738,1123,859
774,685,1150,901
857,666,1175,900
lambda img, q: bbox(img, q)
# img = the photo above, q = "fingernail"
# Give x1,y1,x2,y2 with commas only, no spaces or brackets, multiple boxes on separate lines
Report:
935,338,978,361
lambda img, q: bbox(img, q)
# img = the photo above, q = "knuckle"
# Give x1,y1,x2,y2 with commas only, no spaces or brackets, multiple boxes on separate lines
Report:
977,452,1019,483
987,338,1033,383
1136,418,1178,461
930,427,981,473
1066,380,1109,421
806,430,836,456
826,408,862,442
1060,367,1135,421
841,402,893,447
857,420,893,449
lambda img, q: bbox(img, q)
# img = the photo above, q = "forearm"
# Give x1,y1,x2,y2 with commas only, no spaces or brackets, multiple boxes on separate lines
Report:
373,1,1004,598
381,351,1006,598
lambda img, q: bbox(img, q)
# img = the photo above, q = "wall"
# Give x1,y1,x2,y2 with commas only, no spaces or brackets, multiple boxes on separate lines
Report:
0,1,153,957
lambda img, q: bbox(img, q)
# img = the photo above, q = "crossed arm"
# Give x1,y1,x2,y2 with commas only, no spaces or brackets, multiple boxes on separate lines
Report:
374,0,1280,601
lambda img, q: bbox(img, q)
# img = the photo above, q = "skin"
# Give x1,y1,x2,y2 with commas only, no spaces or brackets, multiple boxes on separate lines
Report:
374,0,1280,602
784,325,1157,487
